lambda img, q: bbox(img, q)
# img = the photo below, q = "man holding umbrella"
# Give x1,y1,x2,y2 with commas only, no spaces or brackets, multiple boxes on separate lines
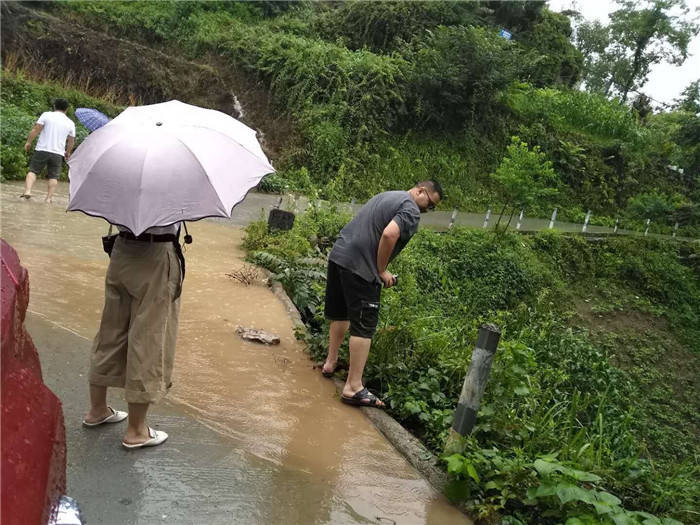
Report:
72,101,274,448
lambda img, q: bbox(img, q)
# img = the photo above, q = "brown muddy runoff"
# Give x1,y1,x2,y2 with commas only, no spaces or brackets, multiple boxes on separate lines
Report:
1,183,470,525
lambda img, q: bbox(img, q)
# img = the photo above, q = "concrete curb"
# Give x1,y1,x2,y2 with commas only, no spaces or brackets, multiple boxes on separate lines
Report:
267,279,450,496
331,377,449,494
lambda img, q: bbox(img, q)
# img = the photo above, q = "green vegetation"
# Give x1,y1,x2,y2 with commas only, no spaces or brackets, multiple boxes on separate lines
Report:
245,209,699,524
36,0,697,236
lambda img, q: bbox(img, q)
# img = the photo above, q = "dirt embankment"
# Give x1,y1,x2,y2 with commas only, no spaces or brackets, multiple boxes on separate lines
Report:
0,3,297,161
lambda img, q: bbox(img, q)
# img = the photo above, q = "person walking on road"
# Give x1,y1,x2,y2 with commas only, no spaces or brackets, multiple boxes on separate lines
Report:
21,98,76,203
82,224,184,449
321,181,443,408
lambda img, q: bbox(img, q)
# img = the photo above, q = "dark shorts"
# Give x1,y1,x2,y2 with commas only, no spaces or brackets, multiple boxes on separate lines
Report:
324,260,381,339
29,150,63,179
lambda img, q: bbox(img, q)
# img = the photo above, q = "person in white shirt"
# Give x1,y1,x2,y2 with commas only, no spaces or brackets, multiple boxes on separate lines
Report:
21,98,76,203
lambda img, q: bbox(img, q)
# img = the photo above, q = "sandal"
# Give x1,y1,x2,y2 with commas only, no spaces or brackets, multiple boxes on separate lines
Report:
19,194,31,200
82,406,128,427
122,427,168,449
341,387,385,408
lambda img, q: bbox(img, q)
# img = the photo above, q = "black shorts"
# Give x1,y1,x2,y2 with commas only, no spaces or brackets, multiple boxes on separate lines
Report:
324,260,382,339
29,150,63,179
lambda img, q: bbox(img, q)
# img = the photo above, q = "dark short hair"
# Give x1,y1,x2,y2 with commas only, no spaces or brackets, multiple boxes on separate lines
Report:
415,180,444,200
53,98,69,111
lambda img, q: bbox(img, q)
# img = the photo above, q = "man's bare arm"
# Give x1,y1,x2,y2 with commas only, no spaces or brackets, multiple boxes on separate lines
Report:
24,123,44,152
65,136,75,160
377,220,400,288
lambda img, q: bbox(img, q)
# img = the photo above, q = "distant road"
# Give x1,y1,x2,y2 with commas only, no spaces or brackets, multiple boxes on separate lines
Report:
2,181,696,241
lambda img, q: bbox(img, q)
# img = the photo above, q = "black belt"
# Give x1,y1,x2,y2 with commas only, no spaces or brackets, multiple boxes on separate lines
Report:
119,231,177,243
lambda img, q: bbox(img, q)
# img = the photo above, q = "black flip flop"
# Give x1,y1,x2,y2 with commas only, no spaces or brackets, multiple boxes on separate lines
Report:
19,194,31,200
341,387,385,408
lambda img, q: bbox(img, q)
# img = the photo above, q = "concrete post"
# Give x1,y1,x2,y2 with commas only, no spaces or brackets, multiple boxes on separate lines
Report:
515,208,524,230
582,210,591,233
444,324,500,454
613,218,619,234
673,222,679,237
483,207,491,229
448,208,458,229
644,218,650,236
548,208,558,229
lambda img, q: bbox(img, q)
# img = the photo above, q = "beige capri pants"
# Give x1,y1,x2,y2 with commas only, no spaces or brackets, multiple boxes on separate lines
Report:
89,236,182,404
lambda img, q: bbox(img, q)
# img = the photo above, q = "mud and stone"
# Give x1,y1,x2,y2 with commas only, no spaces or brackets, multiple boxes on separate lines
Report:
0,185,471,525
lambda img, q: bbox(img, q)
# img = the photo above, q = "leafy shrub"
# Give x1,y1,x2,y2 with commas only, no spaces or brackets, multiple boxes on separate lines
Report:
507,84,641,142
626,191,687,223
312,0,479,52
490,136,559,219
406,25,523,129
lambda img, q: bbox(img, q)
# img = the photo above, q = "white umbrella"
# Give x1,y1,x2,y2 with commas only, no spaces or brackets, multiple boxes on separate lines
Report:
67,100,274,235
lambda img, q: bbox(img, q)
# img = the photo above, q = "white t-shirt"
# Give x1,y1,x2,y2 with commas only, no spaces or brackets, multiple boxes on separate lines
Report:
35,111,76,156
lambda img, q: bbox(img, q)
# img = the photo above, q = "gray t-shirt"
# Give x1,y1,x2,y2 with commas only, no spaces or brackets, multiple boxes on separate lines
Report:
329,191,421,283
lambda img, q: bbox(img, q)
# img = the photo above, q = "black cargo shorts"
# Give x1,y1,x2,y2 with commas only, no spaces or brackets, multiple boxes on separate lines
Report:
28,150,63,179
324,260,381,339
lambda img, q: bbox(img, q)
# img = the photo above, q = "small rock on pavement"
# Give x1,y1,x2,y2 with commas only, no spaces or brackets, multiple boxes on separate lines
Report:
235,326,280,345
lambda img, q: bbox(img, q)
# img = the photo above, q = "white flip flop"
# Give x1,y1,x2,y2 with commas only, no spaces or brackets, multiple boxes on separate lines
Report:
82,406,128,427
122,427,168,449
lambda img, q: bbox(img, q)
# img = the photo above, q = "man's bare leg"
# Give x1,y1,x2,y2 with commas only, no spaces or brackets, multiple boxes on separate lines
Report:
122,403,151,444
343,335,383,406
22,171,37,197
46,178,58,203
84,383,112,423
323,320,349,374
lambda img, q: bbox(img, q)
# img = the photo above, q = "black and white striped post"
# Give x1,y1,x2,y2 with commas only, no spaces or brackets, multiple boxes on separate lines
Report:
483,206,491,229
448,207,458,229
515,208,524,231
444,324,501,455
613,218,619,234
582,210,591,233
548,207,558,229
644,218,651,237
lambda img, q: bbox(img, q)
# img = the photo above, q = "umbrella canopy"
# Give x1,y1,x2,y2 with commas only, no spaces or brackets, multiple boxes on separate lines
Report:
75,107,111,132
67,100,274,235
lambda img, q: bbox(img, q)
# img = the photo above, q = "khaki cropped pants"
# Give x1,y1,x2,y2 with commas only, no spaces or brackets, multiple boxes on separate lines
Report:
89,236,182,404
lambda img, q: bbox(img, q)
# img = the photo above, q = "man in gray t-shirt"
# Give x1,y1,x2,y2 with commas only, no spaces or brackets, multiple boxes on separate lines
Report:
321,180,443,408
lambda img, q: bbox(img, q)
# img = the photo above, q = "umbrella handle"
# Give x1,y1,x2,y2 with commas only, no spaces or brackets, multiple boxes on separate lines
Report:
183,222,192,244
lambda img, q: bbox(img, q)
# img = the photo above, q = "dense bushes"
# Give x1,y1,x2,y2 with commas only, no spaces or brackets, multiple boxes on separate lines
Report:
43,1,697,233
406,25,522,129
245,208,699,523
312,1,480,52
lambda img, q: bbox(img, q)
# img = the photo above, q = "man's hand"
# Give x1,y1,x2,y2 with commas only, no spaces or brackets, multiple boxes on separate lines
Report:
379,270,396,288
24,142,31,153
64,152,71,162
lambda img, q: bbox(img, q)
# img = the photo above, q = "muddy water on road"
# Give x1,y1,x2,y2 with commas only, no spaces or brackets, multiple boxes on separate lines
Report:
1,186,469,525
